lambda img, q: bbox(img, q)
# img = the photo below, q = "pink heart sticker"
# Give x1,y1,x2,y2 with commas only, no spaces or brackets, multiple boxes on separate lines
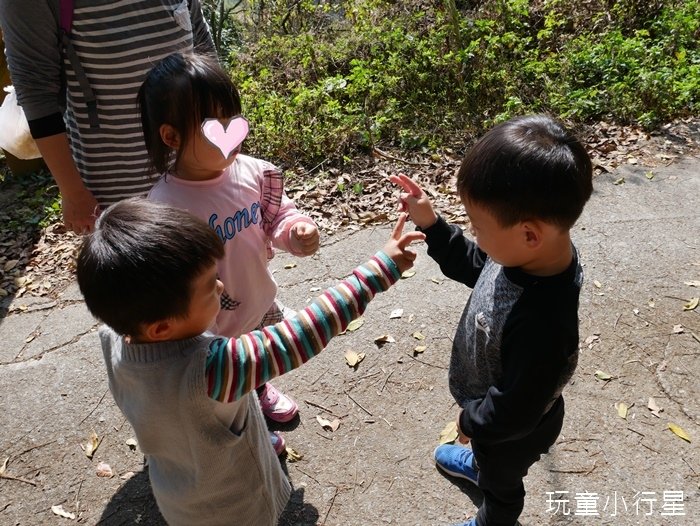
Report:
201,117,249,159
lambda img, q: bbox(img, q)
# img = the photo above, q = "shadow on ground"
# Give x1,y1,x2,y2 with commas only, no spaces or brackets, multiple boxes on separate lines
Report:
96,461,319,526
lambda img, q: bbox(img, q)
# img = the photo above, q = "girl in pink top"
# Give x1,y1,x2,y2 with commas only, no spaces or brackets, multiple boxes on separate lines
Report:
139,51,320,453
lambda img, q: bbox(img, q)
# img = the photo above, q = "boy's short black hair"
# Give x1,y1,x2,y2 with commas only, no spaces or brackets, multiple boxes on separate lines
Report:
457,114,593,229
76,198,224,336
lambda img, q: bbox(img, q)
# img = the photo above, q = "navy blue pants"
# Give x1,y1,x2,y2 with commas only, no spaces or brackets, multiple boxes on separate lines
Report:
471,397,565,526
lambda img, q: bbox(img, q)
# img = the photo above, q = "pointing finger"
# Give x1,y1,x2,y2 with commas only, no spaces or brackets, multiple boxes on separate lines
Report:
396,231,425,247
391,212,407,239
389,174,422,197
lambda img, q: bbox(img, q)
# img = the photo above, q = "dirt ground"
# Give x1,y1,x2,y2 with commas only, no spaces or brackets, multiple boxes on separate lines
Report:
0,153,698,525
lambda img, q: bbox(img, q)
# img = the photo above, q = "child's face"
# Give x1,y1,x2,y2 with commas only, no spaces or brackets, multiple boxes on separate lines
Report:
175,263,224,338
462,197,530,268
178,117,244,176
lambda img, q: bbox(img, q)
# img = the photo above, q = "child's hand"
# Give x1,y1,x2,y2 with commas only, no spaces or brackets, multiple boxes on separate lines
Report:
389,174,438,230
383,213,425,274
457,409,471,445
291,222,320,256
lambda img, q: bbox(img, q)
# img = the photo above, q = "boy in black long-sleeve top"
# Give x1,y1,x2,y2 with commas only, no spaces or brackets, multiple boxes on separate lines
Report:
391,114,593,526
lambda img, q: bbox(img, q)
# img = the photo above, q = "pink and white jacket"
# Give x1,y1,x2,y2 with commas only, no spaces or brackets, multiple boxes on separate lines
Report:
148,154,316,337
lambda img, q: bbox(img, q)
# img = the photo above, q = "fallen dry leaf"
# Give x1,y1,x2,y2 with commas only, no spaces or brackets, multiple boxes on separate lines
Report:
344,350,366,367
120,471,136,481
125,438,138,451
594,370,613,381
283,263,297,269
51,505,76,520
316,415,340,432
647,397,662,417
668,423,691,443
0,457,8,476
96,461,113,478
684,280,700,287
82,430,102,459
584,334,600,345
412,331,425,340
373,334,395,347
401,270,416,279
286,447,304,462
346,318,364,332
615,402,629,419
672,324,684,334
389,308,403,319
439,421,459,445
414,345,427,354
683,297,699,311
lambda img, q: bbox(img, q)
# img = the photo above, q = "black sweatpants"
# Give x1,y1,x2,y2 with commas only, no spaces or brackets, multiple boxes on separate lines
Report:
471,397,565,526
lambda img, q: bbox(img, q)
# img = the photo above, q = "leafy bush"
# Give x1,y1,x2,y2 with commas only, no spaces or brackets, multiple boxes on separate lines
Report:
209,0,700,166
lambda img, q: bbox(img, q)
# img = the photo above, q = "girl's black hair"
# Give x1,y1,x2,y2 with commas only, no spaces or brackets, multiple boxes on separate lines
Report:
138,52,243,173
457,114,593,229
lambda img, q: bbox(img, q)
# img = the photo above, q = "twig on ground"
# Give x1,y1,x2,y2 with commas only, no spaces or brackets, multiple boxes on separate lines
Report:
80,388,109,425
405,352,447,369
304,399,343,419
549,462,597,475
16,439,56,459
344,390,373,416
380,370,394,393
0,472,37,486
627,427,645,438
373,147,429,167
294,466,321,485
640,441,661,454
322,486,339,525
310,368,329,386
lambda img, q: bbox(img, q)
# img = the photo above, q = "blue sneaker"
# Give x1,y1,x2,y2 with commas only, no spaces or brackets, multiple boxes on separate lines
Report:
452,519,477,526
434,444,479,484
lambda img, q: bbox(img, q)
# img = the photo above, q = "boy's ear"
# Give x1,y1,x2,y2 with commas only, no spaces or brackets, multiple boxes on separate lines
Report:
522,221,544,248
159,124,181,149
141,319,176,342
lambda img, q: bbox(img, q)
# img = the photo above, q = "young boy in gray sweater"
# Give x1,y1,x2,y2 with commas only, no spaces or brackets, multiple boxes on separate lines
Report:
392,114,593,526
76,198,423,526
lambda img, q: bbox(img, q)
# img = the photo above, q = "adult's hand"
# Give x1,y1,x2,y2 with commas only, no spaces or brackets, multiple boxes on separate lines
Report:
61,187,99,234
35,132,99,234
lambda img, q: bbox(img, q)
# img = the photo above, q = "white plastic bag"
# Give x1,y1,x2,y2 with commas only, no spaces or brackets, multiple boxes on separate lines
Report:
0,85,41,159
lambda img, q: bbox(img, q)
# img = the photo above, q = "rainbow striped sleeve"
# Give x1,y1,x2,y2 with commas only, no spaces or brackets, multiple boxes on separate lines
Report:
205,252,400,402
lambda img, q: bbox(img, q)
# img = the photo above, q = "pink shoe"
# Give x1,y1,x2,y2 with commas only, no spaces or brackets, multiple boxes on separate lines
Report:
259,383,299,422
270,431,286,456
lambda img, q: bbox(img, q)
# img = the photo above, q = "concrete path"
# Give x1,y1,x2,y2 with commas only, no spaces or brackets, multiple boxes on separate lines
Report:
1,157,698,525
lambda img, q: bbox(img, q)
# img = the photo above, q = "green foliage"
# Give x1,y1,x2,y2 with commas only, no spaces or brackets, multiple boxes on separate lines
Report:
216,0,700,166
0,168,61,231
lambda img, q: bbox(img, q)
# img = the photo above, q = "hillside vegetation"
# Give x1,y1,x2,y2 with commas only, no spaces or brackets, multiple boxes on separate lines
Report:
209,0,699,166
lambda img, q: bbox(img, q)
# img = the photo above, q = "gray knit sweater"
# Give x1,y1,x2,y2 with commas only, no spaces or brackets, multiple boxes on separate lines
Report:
97,253,401,525
100,329,291,526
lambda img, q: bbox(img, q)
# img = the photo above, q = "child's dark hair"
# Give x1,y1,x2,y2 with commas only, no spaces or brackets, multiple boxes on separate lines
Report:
138,51,242,173
76,198,224,337
457,114,593,229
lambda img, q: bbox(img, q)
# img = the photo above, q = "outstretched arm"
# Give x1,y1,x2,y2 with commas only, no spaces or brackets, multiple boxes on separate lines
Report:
206,215,424,401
